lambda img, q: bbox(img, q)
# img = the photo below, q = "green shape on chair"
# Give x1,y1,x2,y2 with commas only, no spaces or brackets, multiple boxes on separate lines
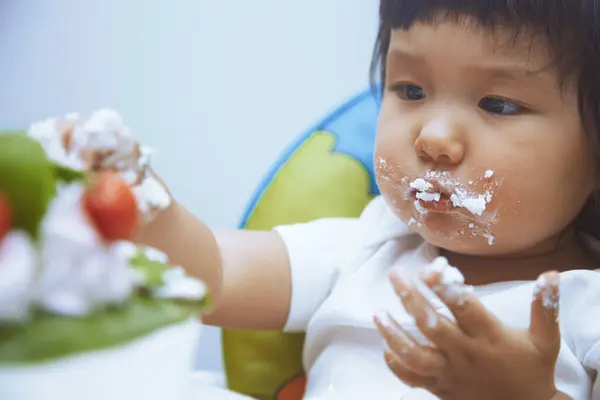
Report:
222,131,375,399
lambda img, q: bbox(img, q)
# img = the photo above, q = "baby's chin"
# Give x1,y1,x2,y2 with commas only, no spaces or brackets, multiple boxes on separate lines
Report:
418,228,499,255
394,208,503,255
383,195,508,255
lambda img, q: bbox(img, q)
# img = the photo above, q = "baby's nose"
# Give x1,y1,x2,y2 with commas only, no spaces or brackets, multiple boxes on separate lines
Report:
415,117,465,165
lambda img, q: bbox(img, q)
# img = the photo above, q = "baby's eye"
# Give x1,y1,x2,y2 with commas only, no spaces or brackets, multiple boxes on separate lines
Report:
393,84,426,101
479,97,523,115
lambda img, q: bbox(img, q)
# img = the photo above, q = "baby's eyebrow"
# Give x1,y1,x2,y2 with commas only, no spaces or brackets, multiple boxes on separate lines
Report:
469,63,545,81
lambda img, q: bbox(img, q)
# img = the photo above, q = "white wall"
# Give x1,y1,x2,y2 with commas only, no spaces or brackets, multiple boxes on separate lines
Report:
0,0,379,371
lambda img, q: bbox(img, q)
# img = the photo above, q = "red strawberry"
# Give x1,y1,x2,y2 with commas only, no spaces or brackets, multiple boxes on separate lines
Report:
0,192,11,241
83,171,139,241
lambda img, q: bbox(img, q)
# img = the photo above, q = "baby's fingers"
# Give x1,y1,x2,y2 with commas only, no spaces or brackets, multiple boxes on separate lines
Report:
530,271,561,357
420,260,501,340
383,350,438,389
374,313,446,377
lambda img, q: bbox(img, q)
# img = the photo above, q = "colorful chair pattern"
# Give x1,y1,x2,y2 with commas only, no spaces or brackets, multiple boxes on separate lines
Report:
222,88,381,399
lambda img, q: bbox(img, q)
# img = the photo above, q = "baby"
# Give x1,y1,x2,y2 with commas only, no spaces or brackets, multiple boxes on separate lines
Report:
43,1,600,399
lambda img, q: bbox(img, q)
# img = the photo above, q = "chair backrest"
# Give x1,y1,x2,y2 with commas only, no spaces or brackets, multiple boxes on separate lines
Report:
222,89,381,400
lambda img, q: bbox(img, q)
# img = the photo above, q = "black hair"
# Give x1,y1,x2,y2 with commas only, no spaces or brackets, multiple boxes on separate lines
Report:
370,0,600,239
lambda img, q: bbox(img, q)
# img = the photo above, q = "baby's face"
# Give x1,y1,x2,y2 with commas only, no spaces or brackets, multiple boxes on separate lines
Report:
375,20,595,256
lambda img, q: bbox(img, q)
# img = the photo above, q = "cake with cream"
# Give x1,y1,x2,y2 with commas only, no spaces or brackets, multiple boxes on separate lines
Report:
0,110,208,399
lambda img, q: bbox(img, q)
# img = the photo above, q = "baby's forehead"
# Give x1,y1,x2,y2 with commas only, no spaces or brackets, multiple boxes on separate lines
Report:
389,21,556,77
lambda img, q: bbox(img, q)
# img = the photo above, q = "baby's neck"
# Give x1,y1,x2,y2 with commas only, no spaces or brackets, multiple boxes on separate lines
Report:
439,229,598,286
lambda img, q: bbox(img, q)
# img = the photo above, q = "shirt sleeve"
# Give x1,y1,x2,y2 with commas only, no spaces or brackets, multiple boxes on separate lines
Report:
274,217,363,332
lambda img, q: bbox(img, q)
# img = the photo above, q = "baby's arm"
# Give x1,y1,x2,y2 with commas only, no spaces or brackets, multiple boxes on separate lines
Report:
26,109,343,332
135,198,292,330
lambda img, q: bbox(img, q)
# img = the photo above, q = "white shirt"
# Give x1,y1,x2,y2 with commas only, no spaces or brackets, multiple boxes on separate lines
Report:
274,196,600,400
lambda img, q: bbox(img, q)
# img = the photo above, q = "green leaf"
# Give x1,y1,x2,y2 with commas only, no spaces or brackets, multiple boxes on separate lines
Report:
51,163,85,183
0,296,208,364
129,250,169,287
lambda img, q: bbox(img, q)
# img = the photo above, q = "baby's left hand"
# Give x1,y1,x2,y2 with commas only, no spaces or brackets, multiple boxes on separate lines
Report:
375,268,562,400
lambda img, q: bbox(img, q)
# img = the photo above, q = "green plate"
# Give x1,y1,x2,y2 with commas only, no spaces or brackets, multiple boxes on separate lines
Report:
0,295,207,364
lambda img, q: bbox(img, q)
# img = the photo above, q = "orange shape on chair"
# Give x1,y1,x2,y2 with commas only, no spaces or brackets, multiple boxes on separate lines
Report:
275,373,307,400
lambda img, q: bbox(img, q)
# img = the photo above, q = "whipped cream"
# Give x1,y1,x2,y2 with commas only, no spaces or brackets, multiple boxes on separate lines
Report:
35,183,139,317
0,109,209,322
0,231,37,322
409,178,432,192
137,246,207,301
449,190,488,216
0,182,206,321
76,109,136,154
153,267,207,301
133,175,172,216
27,109,171,220
28,114,85,170
423,256,473,304
409,171,494,217
534,273,560,313
143,246,170,264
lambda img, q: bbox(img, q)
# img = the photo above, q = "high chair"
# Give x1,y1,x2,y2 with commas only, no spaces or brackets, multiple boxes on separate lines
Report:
222,88,381,399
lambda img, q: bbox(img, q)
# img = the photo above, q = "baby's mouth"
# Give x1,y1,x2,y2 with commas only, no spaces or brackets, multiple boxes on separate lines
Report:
415,192,455,212
404,170,500,245
410,179,456,213
409,176,491,217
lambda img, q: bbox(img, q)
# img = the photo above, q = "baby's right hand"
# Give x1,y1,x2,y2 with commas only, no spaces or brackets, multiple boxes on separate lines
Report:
131,169,172,224
27,109,172,224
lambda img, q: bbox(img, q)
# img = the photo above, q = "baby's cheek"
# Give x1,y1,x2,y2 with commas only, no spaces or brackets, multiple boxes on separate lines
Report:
378,182,412,220
490,181,569,249
374,158,411,205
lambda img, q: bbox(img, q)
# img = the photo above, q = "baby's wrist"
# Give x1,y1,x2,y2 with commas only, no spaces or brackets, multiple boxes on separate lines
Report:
132,170,172,225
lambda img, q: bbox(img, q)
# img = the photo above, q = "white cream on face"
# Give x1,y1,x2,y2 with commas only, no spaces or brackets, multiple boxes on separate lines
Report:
409,178,432,192
410,170,495,217
449,189,488,216
408,169,501,246
413,199,429,215
416,192,441,202
375,158,502,246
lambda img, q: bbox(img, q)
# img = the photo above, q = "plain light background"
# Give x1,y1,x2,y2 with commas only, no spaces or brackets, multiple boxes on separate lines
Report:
0,0,379,371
